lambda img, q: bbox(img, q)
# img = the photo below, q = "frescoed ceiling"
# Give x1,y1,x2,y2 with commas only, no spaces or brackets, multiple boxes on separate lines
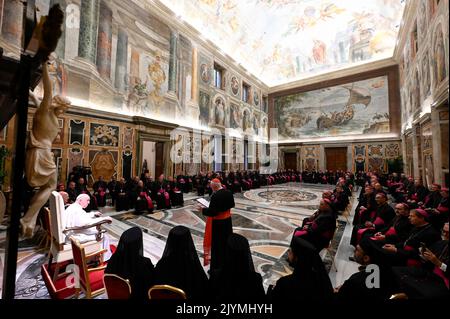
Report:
157,0,405,87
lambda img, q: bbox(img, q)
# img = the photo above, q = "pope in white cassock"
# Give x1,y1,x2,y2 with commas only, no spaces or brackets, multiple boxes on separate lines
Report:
63,194,113,260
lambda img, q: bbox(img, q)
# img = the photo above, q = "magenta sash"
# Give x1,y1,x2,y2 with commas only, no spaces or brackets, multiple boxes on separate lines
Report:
433,266,449,289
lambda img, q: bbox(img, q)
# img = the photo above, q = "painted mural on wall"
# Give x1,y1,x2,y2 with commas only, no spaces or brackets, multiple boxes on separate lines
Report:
33,54,66,98
199,54,212,85
421,51,431,99
199,91,211,126
275,75,390,140
433,24,448,87
213,96,226,127
127,51,169,115
230,103,242,129
230,75,240,96
1,1,269,138
242,108,253,132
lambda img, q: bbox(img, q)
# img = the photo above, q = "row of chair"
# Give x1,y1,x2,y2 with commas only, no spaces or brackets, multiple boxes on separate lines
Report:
42,236,187,299
104,274,187,299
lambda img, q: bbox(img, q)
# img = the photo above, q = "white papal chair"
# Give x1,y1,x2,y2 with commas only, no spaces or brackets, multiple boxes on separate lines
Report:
48,191,110,266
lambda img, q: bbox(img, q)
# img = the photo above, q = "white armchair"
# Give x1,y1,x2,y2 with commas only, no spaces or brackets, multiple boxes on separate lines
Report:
48,191,111,264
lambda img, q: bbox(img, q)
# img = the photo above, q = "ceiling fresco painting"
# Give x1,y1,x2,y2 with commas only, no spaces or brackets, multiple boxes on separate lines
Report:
159,0,405,86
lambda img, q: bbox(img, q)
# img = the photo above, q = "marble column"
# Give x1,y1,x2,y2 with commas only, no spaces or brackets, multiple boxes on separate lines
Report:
191,46,198,103
50,0,66,58
114,27,128,91
1,0,23,47
168,31,178,92
78,0,100,63
96,0,112,79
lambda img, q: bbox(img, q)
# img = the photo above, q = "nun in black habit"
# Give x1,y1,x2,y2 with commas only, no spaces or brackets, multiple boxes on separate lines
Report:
154,226,210,300
105,227,155,299
210,233,265,301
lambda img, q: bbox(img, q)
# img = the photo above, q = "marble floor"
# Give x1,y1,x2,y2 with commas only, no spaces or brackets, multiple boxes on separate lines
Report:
0,182,362,298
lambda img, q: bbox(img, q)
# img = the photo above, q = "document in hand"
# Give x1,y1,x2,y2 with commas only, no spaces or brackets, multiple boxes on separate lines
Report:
196,198,210,208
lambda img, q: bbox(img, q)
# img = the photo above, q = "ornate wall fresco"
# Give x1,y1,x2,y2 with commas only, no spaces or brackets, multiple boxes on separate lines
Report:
397,0,448,186
127,50,170,116
198,91,211,127
420,51,431,99
0,0,268,136
432,24,448,88
159,0,405,86
230,75,240,97
274,76,390,141
213,96,226,127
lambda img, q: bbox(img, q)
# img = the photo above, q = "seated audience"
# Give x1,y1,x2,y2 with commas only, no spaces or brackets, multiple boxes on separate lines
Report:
350,192,395,247
115,177,129,211
168,176,184,207
93,176,107,207
381,208,441,267
107,176,118,206
152,174,171,210
367,202,413,245
391,222,449,299
134,180,154,214
294,198,337,251
407,179,429,209
333,185,349,212
353,185,377,226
